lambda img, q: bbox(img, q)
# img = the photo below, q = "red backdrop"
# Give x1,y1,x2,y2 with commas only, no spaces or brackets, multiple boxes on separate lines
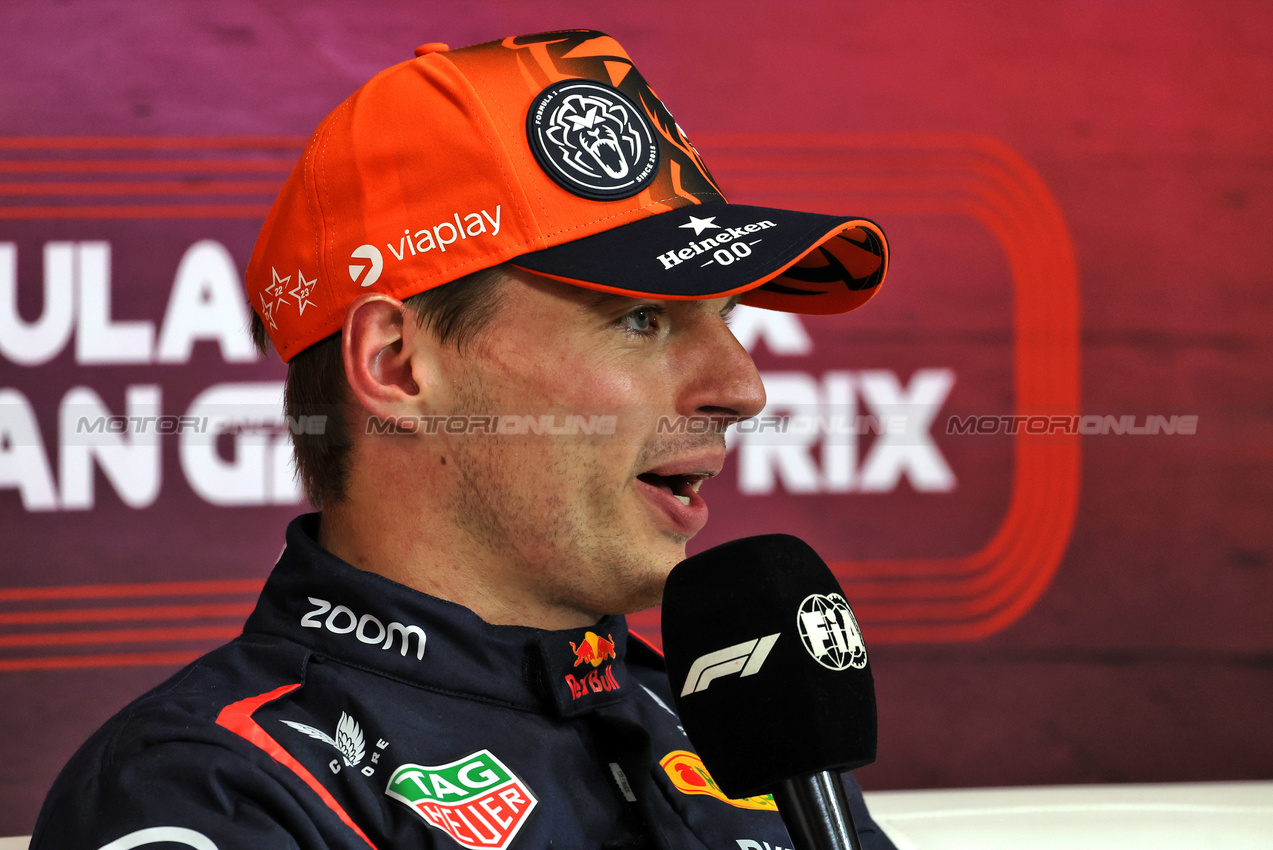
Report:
1,0,1270,836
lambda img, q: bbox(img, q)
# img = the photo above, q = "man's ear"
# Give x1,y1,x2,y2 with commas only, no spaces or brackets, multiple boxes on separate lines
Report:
342,294,434,416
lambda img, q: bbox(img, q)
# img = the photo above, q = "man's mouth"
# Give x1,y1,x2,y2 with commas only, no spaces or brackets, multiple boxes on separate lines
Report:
633,449,723,538
635,472,710,506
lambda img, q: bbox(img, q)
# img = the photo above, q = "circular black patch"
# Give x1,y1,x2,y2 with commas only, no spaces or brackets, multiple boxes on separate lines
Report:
526,79,661,200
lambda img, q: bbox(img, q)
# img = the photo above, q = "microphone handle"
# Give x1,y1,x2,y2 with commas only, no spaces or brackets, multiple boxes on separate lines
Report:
771,771,863,850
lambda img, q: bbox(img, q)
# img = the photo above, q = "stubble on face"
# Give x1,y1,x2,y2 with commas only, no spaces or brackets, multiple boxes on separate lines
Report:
438,375,725,623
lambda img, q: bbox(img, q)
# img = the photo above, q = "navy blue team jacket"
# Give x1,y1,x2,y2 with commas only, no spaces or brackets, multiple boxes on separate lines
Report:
33,514,896,850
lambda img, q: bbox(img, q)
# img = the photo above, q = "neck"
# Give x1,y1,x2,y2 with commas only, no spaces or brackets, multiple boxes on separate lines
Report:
317,449,601,631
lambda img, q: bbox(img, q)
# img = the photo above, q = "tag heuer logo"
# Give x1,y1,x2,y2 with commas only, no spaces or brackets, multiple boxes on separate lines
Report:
526,79,660,200
386,749,537,849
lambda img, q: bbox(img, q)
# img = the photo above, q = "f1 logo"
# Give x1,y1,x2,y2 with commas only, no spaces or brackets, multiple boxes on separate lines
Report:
348,244,383,287
680,634,779,697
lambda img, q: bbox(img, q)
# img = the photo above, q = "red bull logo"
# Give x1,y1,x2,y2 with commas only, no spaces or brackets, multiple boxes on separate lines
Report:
563,631,621,700
569,631,616,668
563,665,621,700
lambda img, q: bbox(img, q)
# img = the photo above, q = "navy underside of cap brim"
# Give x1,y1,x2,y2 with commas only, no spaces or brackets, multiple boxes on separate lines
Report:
511,204,873,301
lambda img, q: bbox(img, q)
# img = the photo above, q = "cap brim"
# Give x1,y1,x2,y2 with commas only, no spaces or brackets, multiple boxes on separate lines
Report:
510,203,887,314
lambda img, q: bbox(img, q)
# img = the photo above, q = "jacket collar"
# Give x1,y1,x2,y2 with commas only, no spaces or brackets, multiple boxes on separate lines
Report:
244,514,633,718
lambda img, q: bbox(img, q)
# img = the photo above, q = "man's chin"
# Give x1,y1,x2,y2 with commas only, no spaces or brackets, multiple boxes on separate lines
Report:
609,588,668,618
627,545,685,611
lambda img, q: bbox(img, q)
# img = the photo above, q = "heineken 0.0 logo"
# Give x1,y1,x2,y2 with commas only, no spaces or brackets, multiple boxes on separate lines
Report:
385,749,537,849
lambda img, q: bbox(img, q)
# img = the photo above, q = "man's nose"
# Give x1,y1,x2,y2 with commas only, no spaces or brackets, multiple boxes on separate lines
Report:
679,314,767,427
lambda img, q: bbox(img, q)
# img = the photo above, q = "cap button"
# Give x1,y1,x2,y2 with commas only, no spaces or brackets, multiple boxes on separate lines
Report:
414,43,450,57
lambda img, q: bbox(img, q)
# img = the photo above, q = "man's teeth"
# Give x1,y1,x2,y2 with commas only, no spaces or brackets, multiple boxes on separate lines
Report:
639,472,709,505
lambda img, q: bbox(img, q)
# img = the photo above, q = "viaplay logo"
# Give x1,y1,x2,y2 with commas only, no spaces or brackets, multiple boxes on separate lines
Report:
349,244,383,287
348,206,502,288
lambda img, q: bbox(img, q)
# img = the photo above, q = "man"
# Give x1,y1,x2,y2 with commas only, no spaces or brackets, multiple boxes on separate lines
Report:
34,30,893,850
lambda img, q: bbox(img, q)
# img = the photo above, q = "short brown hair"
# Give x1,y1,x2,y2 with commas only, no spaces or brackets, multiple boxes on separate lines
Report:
250,266,508,508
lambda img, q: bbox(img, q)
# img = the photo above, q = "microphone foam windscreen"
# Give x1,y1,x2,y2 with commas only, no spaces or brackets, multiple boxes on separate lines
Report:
661,534,876,799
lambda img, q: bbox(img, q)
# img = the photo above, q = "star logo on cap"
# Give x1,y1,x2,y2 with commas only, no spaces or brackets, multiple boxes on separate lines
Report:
259,292,278,330
266,267,290,303
679,215,719,236
289,270,317,316
261,267,292,328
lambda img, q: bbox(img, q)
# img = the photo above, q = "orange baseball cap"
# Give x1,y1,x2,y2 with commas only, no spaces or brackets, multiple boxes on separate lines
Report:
246,30,888,363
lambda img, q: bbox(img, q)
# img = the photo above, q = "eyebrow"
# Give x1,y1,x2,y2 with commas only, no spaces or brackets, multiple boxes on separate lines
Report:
580,291,747,312
580,290,642,312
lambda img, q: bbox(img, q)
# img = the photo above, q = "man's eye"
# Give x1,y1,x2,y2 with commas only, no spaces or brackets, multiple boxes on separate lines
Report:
620,307,662,335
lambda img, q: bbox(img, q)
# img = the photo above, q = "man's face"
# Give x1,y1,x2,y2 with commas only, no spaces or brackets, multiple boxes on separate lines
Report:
427,269,766,627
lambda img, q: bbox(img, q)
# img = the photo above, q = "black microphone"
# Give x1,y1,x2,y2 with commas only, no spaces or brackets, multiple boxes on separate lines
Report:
661,534,876,850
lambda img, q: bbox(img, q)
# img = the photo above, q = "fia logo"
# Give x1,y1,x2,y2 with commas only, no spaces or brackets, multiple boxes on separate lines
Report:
797,593,867,671
281,712,390,777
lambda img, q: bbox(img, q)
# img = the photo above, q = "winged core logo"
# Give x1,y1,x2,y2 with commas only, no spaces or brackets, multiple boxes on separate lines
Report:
282,711,366,768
